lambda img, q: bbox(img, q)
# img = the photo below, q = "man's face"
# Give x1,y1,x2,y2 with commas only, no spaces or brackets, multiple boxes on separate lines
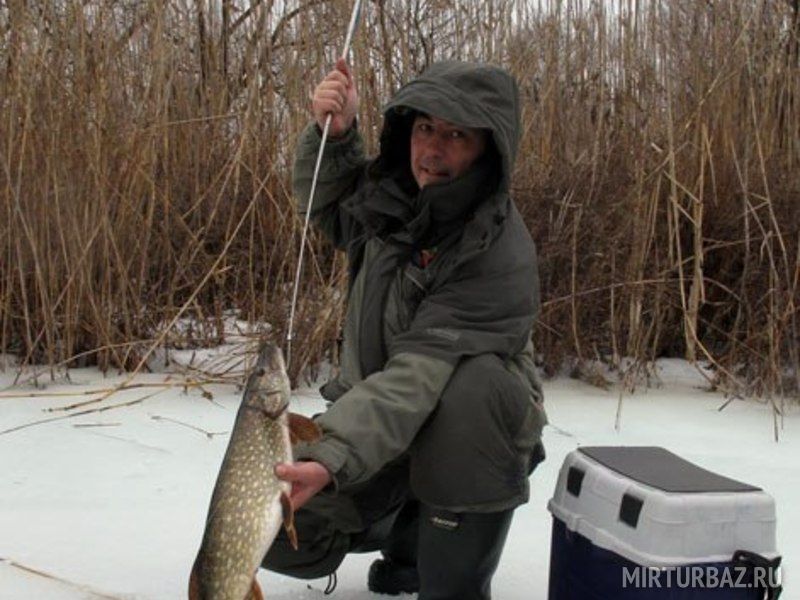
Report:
410,114,488,188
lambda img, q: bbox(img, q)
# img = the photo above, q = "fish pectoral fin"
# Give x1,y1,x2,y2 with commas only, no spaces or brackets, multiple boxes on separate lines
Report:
247,578,264,600
280,491,299,551
288,412,323,445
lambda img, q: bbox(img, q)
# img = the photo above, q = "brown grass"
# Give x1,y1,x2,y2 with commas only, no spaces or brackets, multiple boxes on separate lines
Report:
1,0,798,399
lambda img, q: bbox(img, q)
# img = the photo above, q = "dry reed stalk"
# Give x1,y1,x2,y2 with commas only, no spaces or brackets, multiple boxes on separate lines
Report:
0,387,168,437
0,557,125,600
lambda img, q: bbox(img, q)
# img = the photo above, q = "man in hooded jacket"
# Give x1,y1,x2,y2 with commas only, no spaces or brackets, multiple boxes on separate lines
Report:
262,59,547,599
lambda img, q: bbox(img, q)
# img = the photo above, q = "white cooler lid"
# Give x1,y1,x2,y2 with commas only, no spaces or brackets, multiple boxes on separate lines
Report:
547,446,779,567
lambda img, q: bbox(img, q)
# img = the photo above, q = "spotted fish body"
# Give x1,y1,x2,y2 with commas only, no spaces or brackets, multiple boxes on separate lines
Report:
190,343,297,600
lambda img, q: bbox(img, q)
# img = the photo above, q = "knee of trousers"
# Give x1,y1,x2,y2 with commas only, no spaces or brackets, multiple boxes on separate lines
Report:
262,464,411,579
409,353,543,511
262,523,349,580
261,491,362,579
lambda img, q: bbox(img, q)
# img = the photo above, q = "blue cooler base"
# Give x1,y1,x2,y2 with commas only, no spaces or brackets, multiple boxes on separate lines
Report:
548,518,764,600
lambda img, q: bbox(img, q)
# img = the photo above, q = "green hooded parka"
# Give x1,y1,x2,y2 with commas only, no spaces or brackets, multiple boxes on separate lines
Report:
291,61,547,513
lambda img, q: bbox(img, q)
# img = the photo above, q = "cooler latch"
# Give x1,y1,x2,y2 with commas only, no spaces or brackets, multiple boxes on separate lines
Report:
732,550,782,600
618,493,643,528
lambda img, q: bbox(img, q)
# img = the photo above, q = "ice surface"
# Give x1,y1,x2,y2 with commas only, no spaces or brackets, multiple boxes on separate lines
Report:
0,360,796,599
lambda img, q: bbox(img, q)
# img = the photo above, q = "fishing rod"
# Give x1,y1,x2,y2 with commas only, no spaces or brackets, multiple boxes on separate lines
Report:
285,0,364,370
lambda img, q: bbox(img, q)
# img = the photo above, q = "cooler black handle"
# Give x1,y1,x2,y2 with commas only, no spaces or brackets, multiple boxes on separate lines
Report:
732,550,782,600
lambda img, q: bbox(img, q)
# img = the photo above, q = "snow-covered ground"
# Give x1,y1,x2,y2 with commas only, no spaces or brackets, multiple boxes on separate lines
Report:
0,356,796,599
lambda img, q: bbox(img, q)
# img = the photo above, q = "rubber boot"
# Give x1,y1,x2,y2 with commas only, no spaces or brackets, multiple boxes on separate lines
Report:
416,505,514,600
367,500,420,595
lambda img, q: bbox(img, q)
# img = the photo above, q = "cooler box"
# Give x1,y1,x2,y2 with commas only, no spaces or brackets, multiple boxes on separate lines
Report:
547,447,782,599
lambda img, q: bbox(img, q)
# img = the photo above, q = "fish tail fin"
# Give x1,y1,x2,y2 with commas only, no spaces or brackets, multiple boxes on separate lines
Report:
280,491,299,550
188,559,201,599
247,578,264,600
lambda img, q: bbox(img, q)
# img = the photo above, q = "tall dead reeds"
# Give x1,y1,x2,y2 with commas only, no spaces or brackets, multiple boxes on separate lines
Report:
1,0,798,397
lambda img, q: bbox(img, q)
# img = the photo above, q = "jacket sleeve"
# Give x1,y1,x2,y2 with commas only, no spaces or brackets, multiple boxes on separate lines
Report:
293,222,539,490
292,122,368,250
293,351,454,489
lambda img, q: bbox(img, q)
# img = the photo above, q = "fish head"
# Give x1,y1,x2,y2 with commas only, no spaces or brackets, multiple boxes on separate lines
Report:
246,343,291,416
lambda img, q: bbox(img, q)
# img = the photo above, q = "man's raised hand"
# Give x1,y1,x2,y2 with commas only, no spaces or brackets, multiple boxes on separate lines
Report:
312,58,358,139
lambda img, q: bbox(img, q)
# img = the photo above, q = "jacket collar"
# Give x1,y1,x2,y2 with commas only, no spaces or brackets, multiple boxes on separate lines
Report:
344,157,503,249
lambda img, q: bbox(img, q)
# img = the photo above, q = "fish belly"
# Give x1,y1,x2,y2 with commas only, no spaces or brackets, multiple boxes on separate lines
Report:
195,420,291,599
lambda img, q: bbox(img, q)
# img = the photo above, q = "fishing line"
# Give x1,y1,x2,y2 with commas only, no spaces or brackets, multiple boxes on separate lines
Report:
286,0,364,370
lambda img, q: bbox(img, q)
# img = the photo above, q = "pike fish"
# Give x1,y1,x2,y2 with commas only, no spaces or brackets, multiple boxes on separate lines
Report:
189,343,321,600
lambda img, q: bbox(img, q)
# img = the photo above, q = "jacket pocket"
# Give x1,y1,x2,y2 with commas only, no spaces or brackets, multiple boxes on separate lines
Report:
389,262,431,334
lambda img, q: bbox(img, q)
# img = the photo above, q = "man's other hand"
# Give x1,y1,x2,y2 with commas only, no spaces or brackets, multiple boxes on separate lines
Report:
312,58,358,138
275,461,332,510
